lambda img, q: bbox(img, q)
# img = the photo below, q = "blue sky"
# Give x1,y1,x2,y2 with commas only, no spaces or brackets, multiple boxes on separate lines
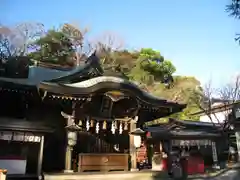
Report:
1,0,239,87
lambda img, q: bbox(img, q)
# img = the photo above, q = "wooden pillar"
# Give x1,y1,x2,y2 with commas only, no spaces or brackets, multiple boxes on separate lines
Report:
235,131,240,161
129,118,138,171
37,136,44,180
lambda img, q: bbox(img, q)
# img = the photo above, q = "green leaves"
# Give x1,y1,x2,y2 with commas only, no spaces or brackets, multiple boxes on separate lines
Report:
139,48,163,61
226,0,240,19
129,48,176,83
28,29,75,66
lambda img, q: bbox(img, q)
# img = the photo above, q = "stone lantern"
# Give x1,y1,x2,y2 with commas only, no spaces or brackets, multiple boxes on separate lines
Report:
61,111,82,173
64,124,81,173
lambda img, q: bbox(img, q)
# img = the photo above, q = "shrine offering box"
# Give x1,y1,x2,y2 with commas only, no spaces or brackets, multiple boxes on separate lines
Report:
78,153,128,172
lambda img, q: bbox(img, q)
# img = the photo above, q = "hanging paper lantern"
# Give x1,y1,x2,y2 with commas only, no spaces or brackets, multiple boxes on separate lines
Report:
96,122,99,134
90,120,94,127
119,122,123,134
78,120,82,126
102,121,107,130
111,121,116,134
159,142,163,152
204,140,208,148
133,135,142,148
124,122,128,130
86,119,90,131
180,140,184,148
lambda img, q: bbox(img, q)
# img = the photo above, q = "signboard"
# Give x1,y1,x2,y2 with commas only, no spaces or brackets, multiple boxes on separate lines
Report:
211,141,218,163
233,103,240,119
172,139,212,147
0,131,41,143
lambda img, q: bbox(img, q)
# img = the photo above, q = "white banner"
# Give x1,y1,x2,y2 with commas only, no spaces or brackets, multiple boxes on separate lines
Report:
0,131,41,143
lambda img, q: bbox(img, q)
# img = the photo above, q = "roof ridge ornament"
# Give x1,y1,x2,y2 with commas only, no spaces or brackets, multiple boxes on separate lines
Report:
132,116,138,123
85,51,104,75
61,111,78,128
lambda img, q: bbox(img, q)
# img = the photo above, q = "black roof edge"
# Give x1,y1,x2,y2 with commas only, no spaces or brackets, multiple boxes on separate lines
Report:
169,118,222,127
39,80,186,110
47,52,103,83
146,118,221,128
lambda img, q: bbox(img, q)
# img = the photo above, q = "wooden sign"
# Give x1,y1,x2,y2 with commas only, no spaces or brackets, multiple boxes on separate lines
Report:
0,131,41,143
172,139,212,147
0,131,12,141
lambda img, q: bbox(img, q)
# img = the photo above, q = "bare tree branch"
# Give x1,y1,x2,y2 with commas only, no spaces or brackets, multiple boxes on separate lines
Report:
93,32,125,69
97,32,125,51
191,76,240,133
61,23,91,66
0,23,44,58
190,80,226,130
218,75,240,102
15,22,45,55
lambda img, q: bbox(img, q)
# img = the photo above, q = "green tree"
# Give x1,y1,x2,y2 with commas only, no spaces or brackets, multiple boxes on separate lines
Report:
61,23,91,65
28,29,75,67
129,48,176,85
226,0,240,43
226,0,240,19
139,48,164,62
139,48,176,81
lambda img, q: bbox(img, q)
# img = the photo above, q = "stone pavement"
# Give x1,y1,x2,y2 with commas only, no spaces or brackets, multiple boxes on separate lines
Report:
44,164,240,180
212,169,240,180
188,163,240,180
188,169,239,180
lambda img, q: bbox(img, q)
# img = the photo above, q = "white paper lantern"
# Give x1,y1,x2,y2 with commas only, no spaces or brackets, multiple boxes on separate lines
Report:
111,122,116,134
67,131,77,146
133,135,141,148
86,120,90,131
96,122,99,134
119,122,123,134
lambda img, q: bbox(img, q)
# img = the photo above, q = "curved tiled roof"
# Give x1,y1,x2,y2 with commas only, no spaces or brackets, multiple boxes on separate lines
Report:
0,53,186,114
